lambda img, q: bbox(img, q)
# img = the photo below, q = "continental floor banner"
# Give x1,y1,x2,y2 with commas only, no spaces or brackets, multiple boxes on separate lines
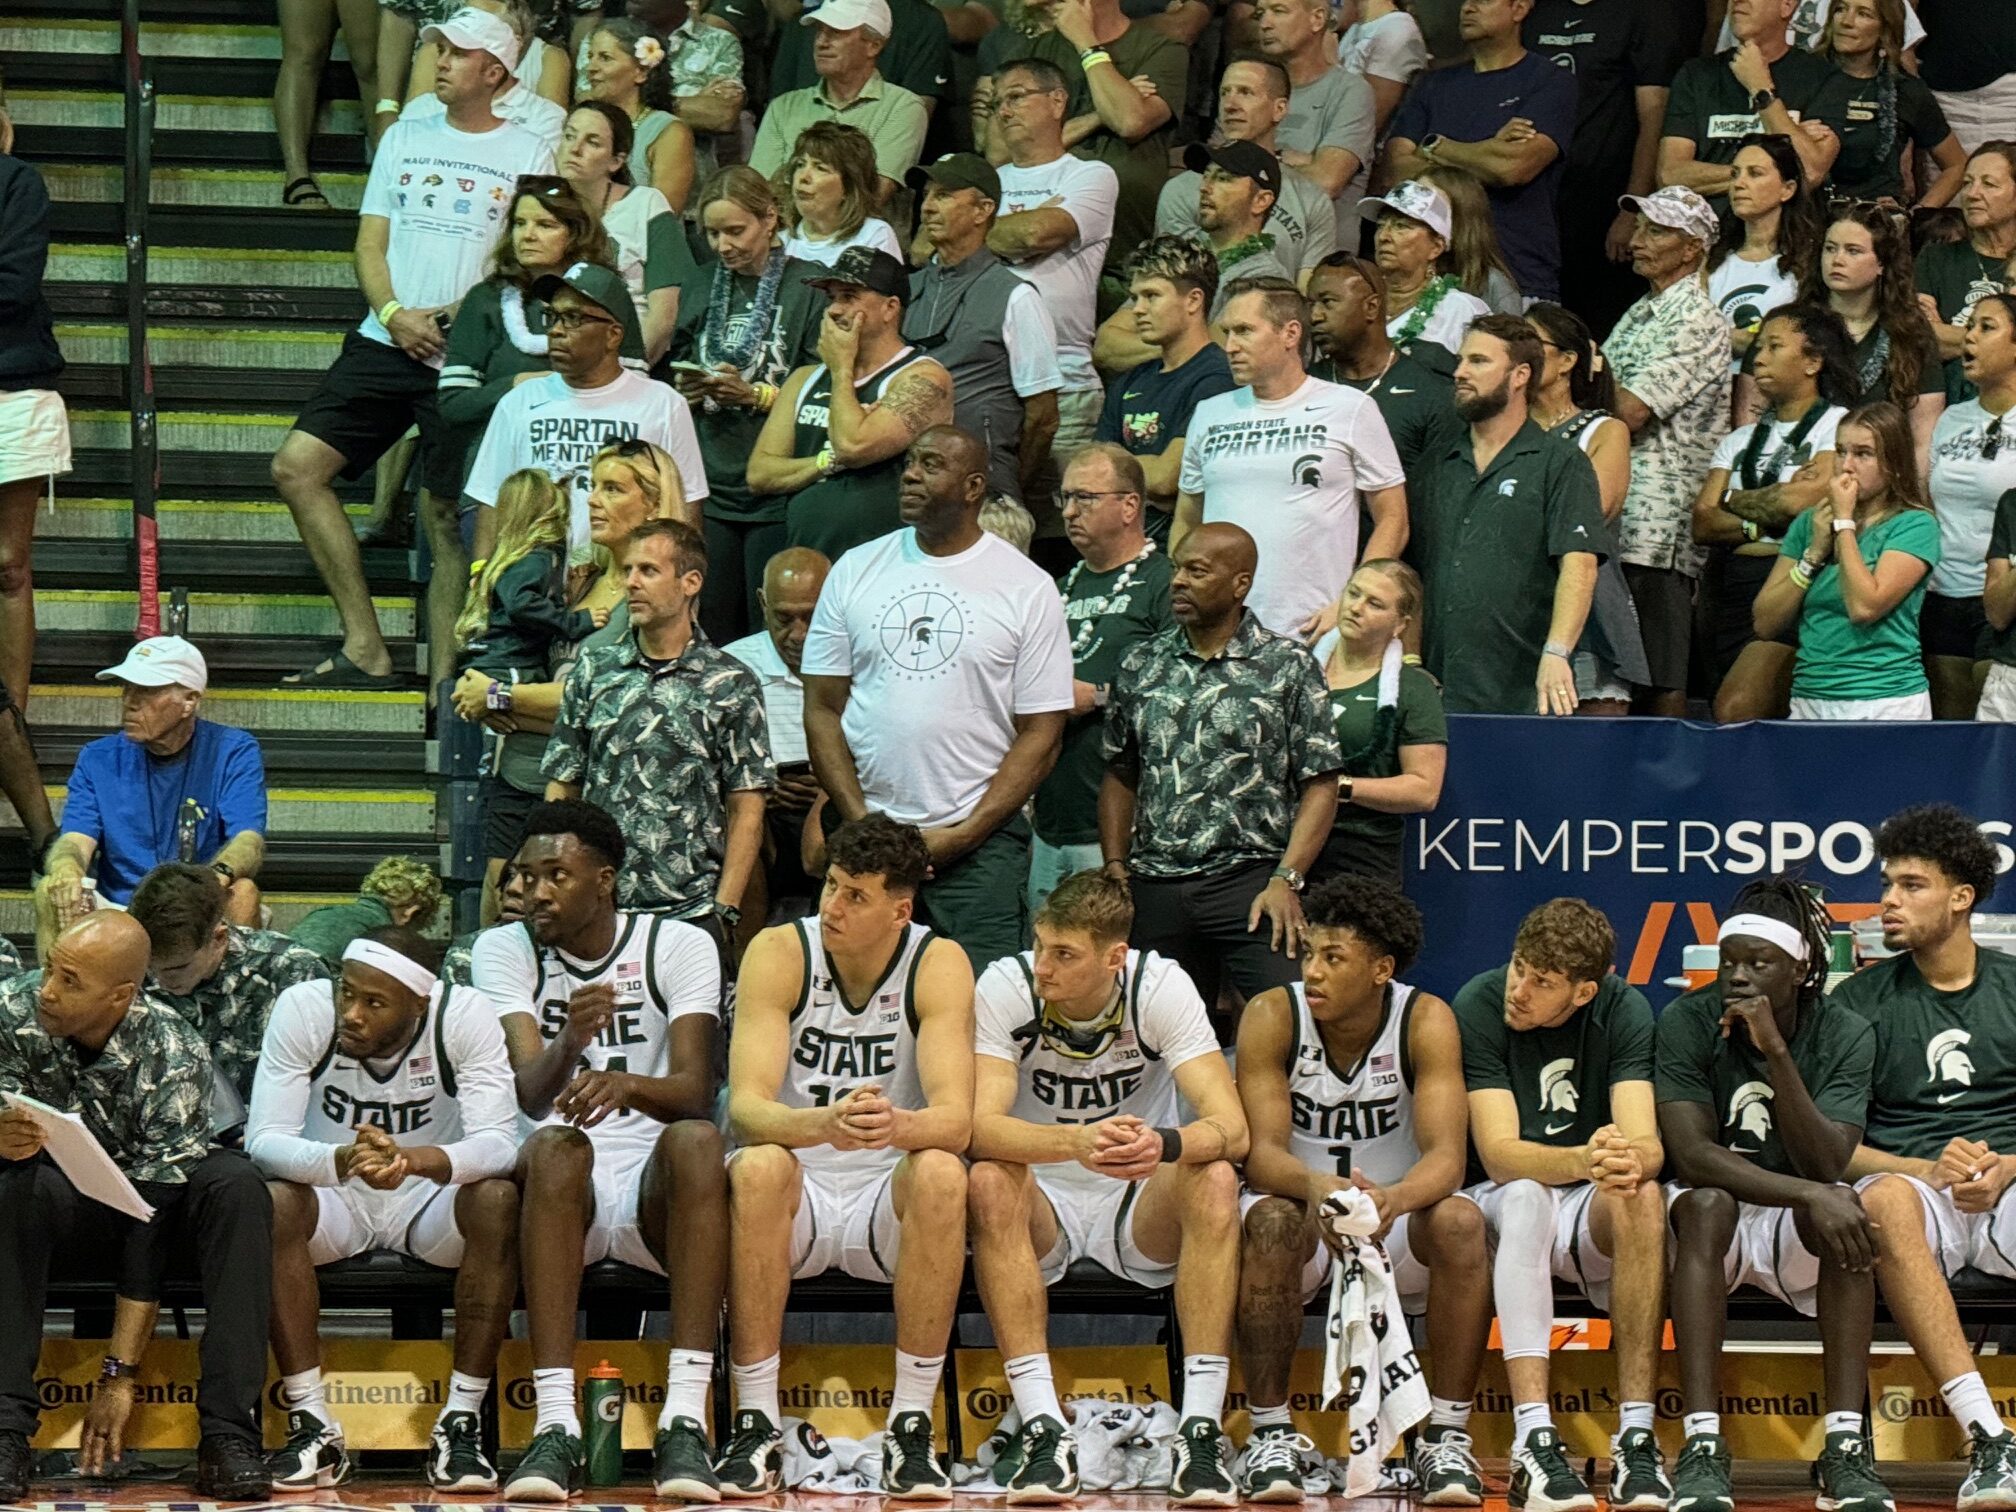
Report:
1403,717,2016,1001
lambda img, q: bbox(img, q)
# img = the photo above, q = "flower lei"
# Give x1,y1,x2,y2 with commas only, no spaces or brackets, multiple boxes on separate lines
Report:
699,246,787,380
1392,274,1457,348
1213,231,1276,273
1061,542,1156,660
500,285,550,356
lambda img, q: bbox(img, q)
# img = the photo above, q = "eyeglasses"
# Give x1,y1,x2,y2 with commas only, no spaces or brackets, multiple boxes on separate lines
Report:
1059,489,1136,509
1987,413,2006,462
516,174,572,197
997,86,1061,110
549,307,618,330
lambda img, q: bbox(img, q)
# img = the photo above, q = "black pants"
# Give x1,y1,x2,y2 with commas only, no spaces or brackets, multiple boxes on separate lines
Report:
698,516,789,646
1127,859,1300,1013
0,1148,272,1444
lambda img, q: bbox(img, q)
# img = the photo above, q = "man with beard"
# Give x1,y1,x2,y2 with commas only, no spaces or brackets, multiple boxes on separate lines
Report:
1410,313,1605,714
1304,253,1461,476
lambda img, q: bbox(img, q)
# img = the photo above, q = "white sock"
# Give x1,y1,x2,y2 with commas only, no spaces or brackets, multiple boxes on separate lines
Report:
533,1367,580,1436
890,1350,946,1424
1248,1403,1293,1431
1512,1402,1553,1452
1180,1354,1231,1426
661,1349,714,1429
1683,1412,1721,1440
445,1371,489,1418
1005,1354,1064,1426
1428,1396,1472,1435
1942,1373,2005,1439
281,1367,329,1423
1825,1411,1863,1438
1619,1401,1655,1434
734,1355,783,1425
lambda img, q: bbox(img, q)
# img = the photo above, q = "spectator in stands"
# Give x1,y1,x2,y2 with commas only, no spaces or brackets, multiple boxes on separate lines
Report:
1305,252,1460,475
443,861,525,983
272,14,552,690
1339,0,1428,140
633,0,748,144
1417,163,1523,314
1707,136,1818,393
1820,0,1963,207
979,491,1037,552
379,0,575,139
1358,180,1492,375
1658,0,1846,196
768,0,954,129
397,4,568,152
673,167,829,642
560,102,689,361
544,519,774,943
724,548,829,933
1414,314,1606,715
1521,0,1694,336
36,639,268,957
781,123,906,268
1752,400,1939,719
1383,0,1576,302
0,689,53,873
1176,278,1407,639
1925,294,2016,718
750,0,929,198
986,60,1121,513
1031,444,1173,910
464,262,708,564
1306,559,1443,886
0,913,274,1504
1094,238,1236,543
273,0,381,207
1982,486,2016,723
905,153,1065,507
288,856,445,963
1253,0,1377,229
1917,142,2016,406
1606,185,1732,717
1100,521,1341,1009
582,17,698,210
0,80,67,711
802,425,1072,965
1914,0,2016,158
129,861,333,1120
750,248,954,560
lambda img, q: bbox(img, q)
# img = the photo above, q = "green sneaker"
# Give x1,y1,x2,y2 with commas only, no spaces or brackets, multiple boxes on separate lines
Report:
713,1409,784,1499
882,1410,953,1500
1961,1428,2016,1512
1509,1427,1597,1512
1007,1413,1080,1505
503,1426,584,1504
1815,1429,1893,1512
266,1409,349,1490
1170,1416,1237,1507
1411,1426,1485,1506
1610,1426,1673,1509
1670,1431,1733,1512
982,1422,1026,1490
654,1414,722,1501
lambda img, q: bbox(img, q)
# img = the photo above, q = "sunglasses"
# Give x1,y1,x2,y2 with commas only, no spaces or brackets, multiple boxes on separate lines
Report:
516,175,572,198
1986,413,2006,462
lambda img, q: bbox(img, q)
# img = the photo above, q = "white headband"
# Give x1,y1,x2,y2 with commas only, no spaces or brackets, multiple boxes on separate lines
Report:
342,939,440,998
1717,912,1809,964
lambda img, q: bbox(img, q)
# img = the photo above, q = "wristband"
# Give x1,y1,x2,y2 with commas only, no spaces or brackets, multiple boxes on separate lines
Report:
98,1357,139,1382
1740,518,1761,542
1079,47,1112,68
754,381,778,412
377,299,405,326
1788,562,1813,590
815,443,839,477
468,556,489,579
1831,516,1858,533
486,680,513,713
1543,640,1573,660
375,97,402,116
1401,652,1422,666
1155,1126,1184,1163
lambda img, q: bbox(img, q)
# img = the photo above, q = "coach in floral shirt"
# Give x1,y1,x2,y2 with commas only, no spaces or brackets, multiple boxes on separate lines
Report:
1605,186,1732,716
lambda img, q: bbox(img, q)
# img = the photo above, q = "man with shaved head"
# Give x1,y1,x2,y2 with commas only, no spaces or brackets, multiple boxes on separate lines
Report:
1100,520,1343,1016
0,913,274,1502
803,424,1074,964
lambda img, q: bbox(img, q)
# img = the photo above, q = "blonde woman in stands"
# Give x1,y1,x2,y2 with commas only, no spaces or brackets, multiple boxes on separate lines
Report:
778,123,905,268
582,16,698,212
1418,162,1522,315
560,100,687,360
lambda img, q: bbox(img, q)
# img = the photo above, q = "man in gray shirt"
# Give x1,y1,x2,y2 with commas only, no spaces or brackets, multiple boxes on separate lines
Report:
1253,0,1377,227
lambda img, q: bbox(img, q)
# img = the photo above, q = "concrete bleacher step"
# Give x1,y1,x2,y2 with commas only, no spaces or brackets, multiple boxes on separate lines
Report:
58,326,345,371
0,786,436,839
9,87,363,135
45,498,369,543
70,407,298,455
49,243,358,291
44,162,368,212
37,589,417,640
32,684,425,736
0,16,347,60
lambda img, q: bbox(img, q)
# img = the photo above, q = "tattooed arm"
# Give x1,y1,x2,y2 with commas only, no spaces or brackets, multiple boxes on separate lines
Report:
826,361,955,470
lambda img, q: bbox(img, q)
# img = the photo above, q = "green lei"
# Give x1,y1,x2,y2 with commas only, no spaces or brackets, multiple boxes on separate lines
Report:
1392,274,1457,347
1213,231,1277,272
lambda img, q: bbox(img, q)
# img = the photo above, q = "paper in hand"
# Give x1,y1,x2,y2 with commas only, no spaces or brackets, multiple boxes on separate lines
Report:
2,1091,157,1222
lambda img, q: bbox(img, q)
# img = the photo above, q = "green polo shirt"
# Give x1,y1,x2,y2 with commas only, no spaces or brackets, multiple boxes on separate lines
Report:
1655,982,1873,1179
1315,349,1463,476
1412,419,1609,714
747,72,930,185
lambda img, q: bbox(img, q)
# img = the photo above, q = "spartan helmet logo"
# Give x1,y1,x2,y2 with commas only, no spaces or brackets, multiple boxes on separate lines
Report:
1291,453,1324,488
1538,1058,1578,1114
1928,1029,1976,1089
1727,1081,1775,1152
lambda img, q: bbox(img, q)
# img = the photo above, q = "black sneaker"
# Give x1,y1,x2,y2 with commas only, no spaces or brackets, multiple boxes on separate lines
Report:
1669,1431,1732,1512
1815,1429,1894,1512
1008,1413,1080,1505
503,1425,584,1504
1170,1416,1238,1507
882,1410,953,1500
265,1409,348,1490
1610,1426,1673,1509
655,1414,723,1502
1509,1427,1597,1512
982,1422,1026,1490
713,1409,784,1499
1411,1426,1486,1506
0,1431,29,1504
1962,1429,2016,1512
1237,1424,1313,1503
429,1410,498,1493
194,1434,273,1501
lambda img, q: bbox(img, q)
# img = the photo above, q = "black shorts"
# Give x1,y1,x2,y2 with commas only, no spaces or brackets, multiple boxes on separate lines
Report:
1923,591,1989,661
480,776,542,862
1622,563,1695,694
1706,549,1797,680
292,330,459,494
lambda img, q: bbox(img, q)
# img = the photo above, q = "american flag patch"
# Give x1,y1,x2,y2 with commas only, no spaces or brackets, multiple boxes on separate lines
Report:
1370,1052,1395,1074
410,1055,433,1076
1115,1030,1137,1050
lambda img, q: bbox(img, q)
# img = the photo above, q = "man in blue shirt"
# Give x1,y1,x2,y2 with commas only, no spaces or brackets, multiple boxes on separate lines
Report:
33,637,268,958
1381,0,1579,302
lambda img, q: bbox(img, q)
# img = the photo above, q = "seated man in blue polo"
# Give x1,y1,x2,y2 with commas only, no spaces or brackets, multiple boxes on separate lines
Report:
33,636,269,957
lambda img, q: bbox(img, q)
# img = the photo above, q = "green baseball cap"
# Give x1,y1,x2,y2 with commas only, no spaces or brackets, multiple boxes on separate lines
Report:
532,260,644,356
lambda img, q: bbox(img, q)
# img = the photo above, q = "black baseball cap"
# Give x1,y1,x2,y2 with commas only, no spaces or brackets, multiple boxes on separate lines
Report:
907,152,1001,205
807,247,911,304
1183,139,1281,199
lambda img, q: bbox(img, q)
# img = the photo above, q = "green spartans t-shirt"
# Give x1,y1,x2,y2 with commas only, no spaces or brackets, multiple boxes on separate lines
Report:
1654,982,1874,1178
1451,967,1656,1184
1307,651,1447,884
1916,240,2011,406
1315,349,1464,477
1831,946,2016,1161
1662,47,1852,171
1780,507,1940,702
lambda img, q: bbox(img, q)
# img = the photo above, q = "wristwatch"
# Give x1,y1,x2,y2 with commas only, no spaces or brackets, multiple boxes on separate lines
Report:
715,903,742,928
98,1357,139,1382
486,679,514,713
210,860,237,884
1831,517,1859,533
1270,865,1306,893
1340,775,1355,803
1749,87,1777,112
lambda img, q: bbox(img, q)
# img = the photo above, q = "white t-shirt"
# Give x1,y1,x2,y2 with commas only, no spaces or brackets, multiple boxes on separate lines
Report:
799,528,1075,828
462,371,708,552
399,81,567,154
603,185,676,330
1002,280,1066,397
357,115,556,367
1708,251,1801,371
995,154,1119,392
1340,10,1428,87
1708,403,1846,486
782,218,906,268
1388,286,1492,360
1929,400,2016,597
1178,376,1405,635
723,628,807,766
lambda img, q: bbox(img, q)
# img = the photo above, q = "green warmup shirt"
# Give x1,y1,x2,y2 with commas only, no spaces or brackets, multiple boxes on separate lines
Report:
1451,966,1655,1185
1916,240,2010,406
1780,507,1940,703
1831,947,2016,1162
1316,349,1463,477
1654,981,1873,1178
1309,652,1447,885
288,893,395,966
1986,490,2016,669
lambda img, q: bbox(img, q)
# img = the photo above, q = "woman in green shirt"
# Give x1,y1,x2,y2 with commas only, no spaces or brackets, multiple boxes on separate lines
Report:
1753,400,1941,720
1307,560,1447,887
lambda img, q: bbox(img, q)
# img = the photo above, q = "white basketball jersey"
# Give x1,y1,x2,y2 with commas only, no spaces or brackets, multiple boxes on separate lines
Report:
780,917,933,1171
295,982,477,1147
1284,980,1421,1185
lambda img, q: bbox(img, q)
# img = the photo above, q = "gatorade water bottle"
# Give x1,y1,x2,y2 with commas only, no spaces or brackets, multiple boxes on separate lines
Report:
585,1360,625,1485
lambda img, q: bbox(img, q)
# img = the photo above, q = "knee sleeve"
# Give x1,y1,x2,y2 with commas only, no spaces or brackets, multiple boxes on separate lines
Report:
1492,1181,1559,1361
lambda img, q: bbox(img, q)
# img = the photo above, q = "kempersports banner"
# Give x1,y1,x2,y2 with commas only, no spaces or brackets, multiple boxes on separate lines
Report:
1404,717,2016,1003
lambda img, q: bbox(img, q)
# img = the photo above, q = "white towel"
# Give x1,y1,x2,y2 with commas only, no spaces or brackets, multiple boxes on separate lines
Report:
778,1417,885,1491
1317,1188,1431,1497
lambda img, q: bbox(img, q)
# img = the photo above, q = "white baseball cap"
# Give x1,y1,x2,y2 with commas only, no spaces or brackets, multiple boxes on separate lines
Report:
96,635,208,694
801,0,894,37
1358,179,1453,242
422,7,523,74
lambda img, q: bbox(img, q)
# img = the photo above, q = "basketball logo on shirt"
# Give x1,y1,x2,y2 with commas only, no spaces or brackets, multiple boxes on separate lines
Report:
878,590,967,673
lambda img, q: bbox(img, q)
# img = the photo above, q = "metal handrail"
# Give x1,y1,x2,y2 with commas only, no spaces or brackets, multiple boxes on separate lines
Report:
119,0,159,639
